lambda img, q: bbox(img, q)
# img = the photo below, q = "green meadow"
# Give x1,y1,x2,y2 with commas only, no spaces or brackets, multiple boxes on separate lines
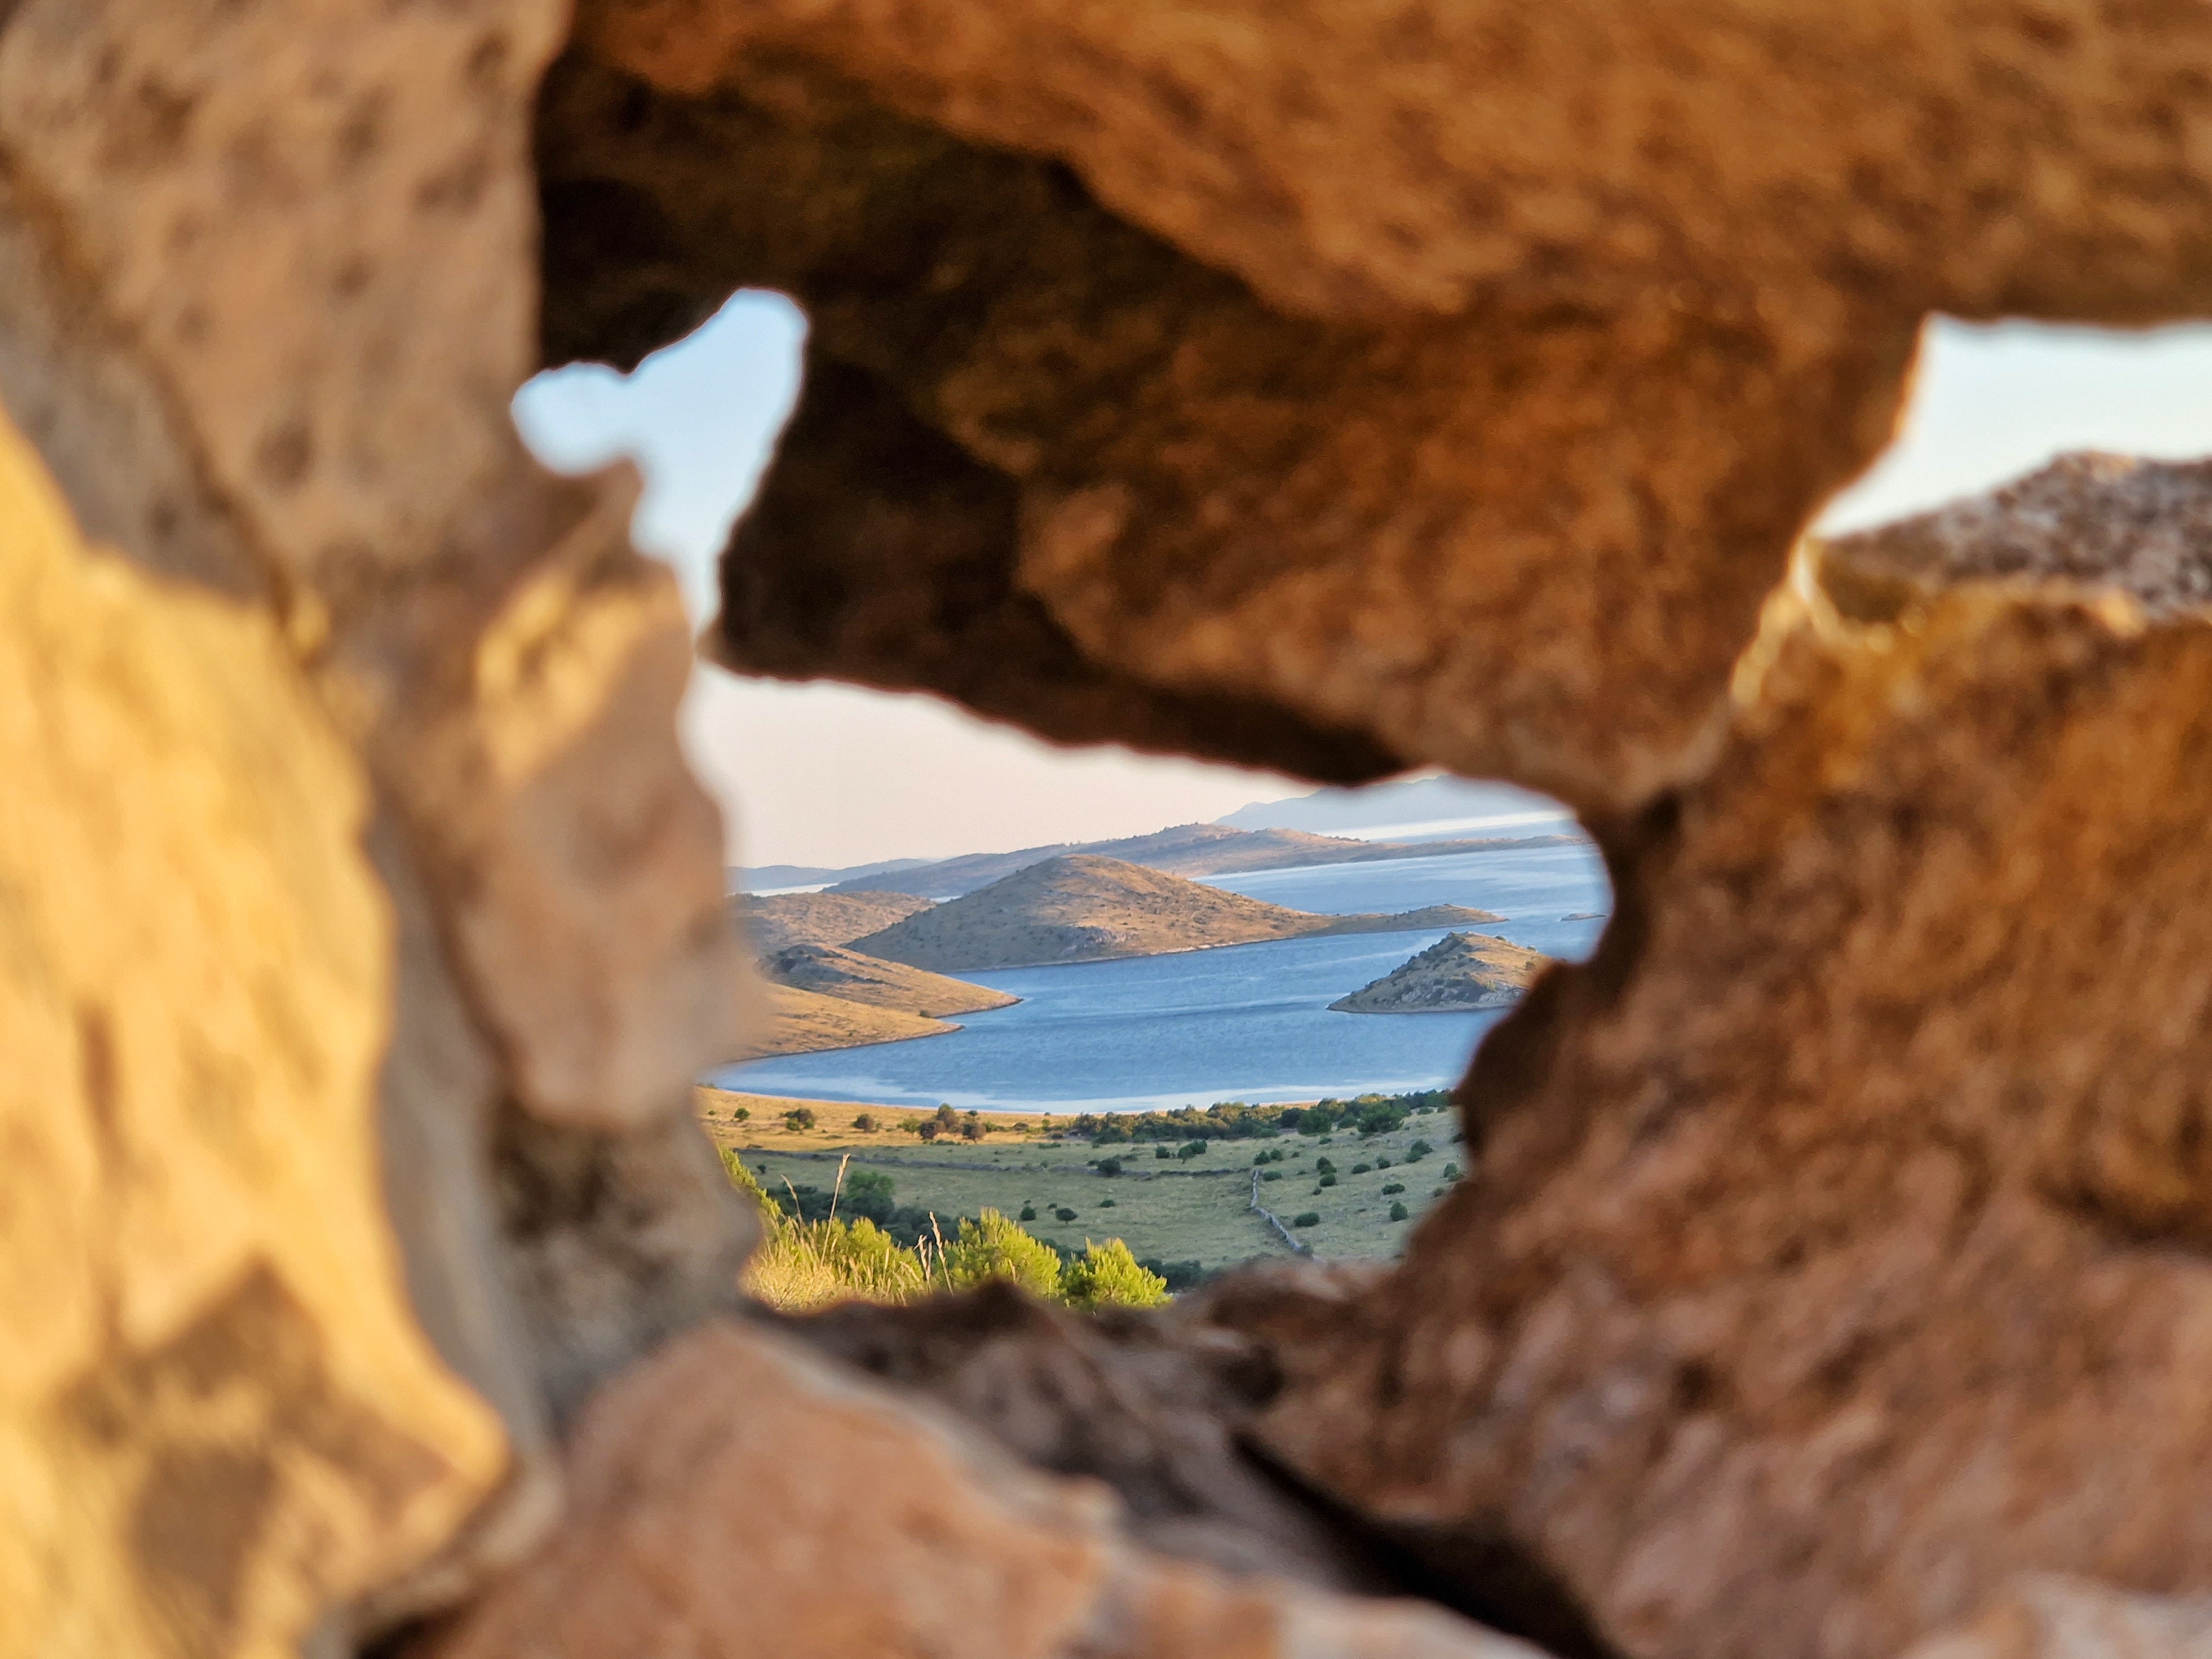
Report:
697,1088,1467,1280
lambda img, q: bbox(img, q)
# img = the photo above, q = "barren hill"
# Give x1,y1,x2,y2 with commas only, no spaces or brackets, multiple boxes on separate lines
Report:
763,943,1016,1018
1330,932,1551,1014
742,889,936,954
739,985,957,1058
849,854,1505,972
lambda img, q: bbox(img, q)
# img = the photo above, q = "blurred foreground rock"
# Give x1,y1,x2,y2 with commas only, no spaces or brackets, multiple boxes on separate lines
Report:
411,1317,1548,1659
1239,517,2212,1659
15,1,2212,1656
0,405,504,1658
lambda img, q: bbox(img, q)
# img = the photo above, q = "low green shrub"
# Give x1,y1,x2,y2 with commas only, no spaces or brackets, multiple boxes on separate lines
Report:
1389,1201,1410,1222
723,1152,1167,1314
1060,1239,1169,1310
1293,1212,1321,1228
942,1209,1063,1299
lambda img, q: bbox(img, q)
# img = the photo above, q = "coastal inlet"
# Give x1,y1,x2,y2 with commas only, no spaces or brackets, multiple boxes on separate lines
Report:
717,840,1609,1112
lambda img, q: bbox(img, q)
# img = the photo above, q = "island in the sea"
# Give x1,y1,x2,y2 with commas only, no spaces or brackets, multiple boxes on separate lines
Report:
1330,931,1552,1014
848,854,1505,973
728,852,1512,1054
740,941,1018,1058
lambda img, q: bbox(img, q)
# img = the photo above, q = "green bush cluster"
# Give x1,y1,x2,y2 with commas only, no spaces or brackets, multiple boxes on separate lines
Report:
1070,1090,1449,1146
726,1150,1169,1313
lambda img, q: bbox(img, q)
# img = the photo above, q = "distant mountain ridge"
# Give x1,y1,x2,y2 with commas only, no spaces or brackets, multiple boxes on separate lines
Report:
851,854,1505,972
1219,773,1567,837
796,820,1575,900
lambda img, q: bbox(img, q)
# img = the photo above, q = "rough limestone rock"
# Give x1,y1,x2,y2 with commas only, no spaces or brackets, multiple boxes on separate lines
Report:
1819,452,2212,620
26,0,2212,1654
0,0,741,1134
0,408,505,1659
1232,486,2212,1659
0,0,758,1645
1900,1578,2212,1659
411,1317,1552,1659
547,0,2212,813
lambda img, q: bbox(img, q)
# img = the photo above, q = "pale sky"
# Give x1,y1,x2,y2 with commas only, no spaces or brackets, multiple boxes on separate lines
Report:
514,302,2212,870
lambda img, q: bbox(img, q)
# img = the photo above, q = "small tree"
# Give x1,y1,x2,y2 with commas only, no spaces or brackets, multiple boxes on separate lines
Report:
784,1107,817,1131
961,1115,987,1140
1095,1156,1123,1177
1293,1212,1321,1228
917,1120,941,1142
1155,1145,1172,1160
1405,1140,1434,1162
733,1106,752,1123
1054,1206,1078,1222
1060,1239,1170,1310
1176,1140,1206,1161
1389,1200,1411,1222
942,1209,1062,1298
1019,1203,1038,1222
852,1112,878,1133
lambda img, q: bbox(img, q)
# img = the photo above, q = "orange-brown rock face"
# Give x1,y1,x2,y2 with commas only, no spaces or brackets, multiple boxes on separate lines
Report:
412,1317,1553,1659
22,0,2212,1655
549,0,2212,812
1237,504,2212,1659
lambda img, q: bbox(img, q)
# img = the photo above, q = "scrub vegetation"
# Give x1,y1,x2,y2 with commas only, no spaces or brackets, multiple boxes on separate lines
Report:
700,1086,1466,1288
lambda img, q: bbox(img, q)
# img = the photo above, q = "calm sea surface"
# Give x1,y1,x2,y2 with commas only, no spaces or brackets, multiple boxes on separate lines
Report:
711,840,1611,1113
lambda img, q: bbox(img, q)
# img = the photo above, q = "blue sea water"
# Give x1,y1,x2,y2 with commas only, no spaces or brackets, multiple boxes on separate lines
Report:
711,841,1611,1113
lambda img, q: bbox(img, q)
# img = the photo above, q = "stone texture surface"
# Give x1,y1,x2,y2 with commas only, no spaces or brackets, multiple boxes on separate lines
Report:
1820,452,2212,620
0,0,742,1133
1900,1578,2212,1659
1232,527,2212,1659
23,0,2212,1654
0,0,759,1645
539,42,1911,811
411,1317,1553,1659
547,0,2212,813
0,406,505,1659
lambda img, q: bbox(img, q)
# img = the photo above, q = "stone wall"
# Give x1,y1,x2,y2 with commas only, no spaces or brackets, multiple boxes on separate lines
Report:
10,3,2212,1657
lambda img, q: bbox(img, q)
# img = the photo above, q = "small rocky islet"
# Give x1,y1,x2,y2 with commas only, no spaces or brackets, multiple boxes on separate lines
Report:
1329,931,1552,1014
